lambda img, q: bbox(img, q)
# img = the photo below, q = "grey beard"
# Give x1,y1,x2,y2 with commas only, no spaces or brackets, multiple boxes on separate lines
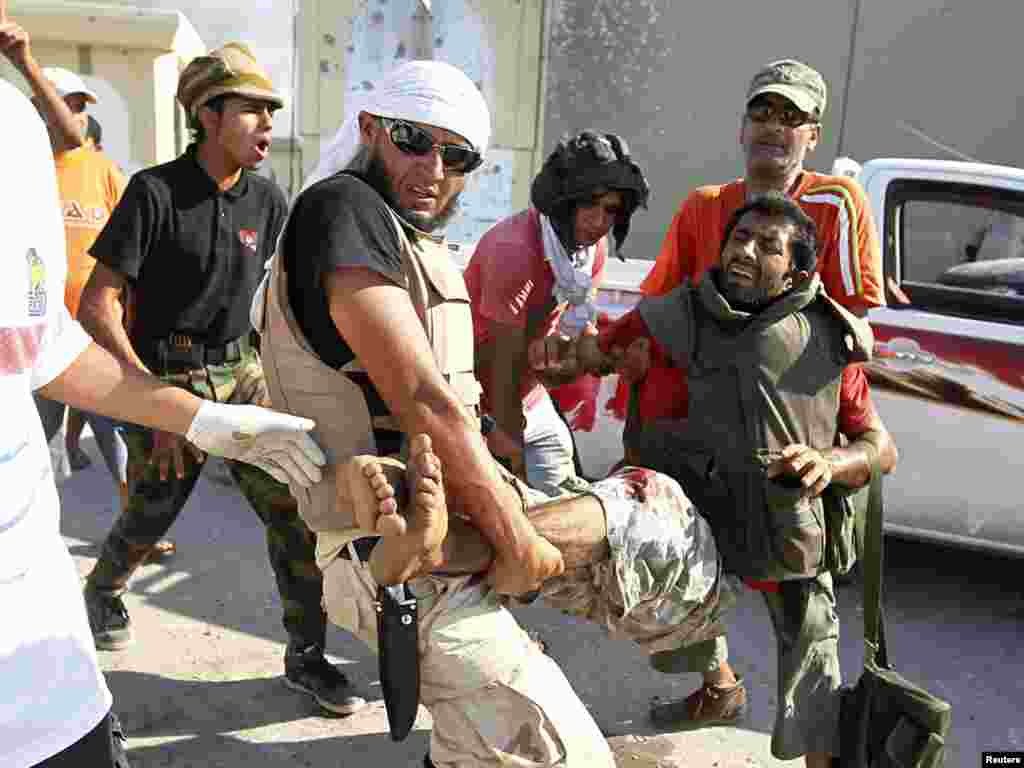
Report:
353,146,462,233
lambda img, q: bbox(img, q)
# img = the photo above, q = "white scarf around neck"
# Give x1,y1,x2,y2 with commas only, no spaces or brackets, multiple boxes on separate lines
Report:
539,213,599,336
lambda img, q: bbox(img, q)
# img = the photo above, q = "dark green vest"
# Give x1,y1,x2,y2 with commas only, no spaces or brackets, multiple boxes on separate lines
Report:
638,270,873,580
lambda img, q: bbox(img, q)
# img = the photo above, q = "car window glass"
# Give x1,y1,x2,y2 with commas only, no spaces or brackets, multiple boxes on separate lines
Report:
902,200,1024,297
890,182,1024,323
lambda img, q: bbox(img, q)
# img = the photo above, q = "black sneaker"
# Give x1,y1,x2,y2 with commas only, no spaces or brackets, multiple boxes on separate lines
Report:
284,644,367,715
84,585,134,650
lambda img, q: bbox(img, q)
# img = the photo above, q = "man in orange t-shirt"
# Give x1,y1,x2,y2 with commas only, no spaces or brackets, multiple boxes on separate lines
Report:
641,60,882,312
56,116,126,319
29,66,132,502
624,61,885,755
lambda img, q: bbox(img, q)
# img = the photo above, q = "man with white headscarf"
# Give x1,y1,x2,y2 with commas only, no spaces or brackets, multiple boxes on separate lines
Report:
259,60,731,767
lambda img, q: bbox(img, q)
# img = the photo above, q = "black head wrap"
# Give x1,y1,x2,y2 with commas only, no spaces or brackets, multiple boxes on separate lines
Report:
530,130,650,259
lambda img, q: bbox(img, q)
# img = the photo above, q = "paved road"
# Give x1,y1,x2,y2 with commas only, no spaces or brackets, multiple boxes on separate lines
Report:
58,442,1023,767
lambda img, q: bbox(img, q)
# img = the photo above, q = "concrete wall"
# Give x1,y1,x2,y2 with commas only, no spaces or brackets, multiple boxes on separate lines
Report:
542,0,856,262
842,1,1024,168
542,0,1024,262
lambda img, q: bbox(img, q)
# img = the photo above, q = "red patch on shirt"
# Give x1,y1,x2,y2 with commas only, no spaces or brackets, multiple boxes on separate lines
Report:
238,229,258,253
0,325,45,375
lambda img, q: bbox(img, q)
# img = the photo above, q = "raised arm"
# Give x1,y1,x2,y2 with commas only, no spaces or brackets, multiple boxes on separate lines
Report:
0,20,84,151
325,267,564,594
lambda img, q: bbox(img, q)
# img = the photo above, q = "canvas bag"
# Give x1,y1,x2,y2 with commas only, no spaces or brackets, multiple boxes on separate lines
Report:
838,444,952,767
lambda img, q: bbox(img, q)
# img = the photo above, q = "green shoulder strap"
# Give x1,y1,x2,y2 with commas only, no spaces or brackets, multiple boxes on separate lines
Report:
857,441,889,668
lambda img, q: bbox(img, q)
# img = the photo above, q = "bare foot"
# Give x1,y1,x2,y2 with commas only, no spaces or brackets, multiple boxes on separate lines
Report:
351,435,449,585
346,454,407,536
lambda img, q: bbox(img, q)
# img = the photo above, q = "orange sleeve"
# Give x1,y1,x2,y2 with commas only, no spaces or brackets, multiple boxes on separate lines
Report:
805,177,884,313
853,185,884,310
640,192,701,296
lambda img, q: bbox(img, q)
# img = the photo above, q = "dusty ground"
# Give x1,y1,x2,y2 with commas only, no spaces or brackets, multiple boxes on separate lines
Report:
59,446,1022,767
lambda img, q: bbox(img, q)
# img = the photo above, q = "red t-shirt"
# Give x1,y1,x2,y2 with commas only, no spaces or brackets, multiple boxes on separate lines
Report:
465,208,607,411
599,308,874,437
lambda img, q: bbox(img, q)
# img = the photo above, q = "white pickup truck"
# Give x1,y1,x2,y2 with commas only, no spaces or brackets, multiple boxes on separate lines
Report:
561,158,1024,557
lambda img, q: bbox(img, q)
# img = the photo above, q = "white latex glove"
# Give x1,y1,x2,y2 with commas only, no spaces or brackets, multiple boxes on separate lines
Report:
185,401,326,488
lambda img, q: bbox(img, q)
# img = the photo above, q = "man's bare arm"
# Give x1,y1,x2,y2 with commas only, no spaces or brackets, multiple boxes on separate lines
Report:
827,406,899,484
482,320,528,461
326,267,563,593
39,342,197,435
529,326,621,380
482,310,590,465
767,405,899,496
0,22,83,152
79,262,150,373
38,342,324,488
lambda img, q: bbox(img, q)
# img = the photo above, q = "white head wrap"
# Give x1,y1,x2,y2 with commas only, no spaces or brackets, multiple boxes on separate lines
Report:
251,60,491,334
299,59,491,196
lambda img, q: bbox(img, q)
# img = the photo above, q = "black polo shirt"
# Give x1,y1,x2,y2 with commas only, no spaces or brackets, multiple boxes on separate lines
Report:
90,145,287,355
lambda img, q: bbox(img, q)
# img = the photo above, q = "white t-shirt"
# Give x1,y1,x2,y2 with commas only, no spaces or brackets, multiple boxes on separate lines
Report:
0,79,111,768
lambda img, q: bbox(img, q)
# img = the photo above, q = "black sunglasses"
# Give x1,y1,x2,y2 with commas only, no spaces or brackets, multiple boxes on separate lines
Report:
380,117,483,175
745,101,818,129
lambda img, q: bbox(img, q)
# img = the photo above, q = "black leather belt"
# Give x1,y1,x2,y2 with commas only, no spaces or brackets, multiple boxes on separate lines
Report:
143,333,248,373
338,537,380,562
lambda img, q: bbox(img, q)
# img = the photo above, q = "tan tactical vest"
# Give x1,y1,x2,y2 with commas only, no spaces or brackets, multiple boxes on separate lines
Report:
260,199,481,544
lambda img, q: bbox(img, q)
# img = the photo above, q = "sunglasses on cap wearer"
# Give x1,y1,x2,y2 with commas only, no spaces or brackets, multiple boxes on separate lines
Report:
379,117,483,175
745,100,819,129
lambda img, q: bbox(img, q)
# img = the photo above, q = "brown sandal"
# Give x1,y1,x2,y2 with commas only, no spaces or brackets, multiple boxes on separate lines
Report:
650,678,748,730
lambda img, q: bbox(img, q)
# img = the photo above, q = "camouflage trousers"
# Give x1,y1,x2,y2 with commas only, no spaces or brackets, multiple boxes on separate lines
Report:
535,466,733,656
87,348,326,649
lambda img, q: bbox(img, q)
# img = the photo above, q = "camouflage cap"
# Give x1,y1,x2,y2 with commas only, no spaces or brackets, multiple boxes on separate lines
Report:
177,42,283,116
746,59,827,118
